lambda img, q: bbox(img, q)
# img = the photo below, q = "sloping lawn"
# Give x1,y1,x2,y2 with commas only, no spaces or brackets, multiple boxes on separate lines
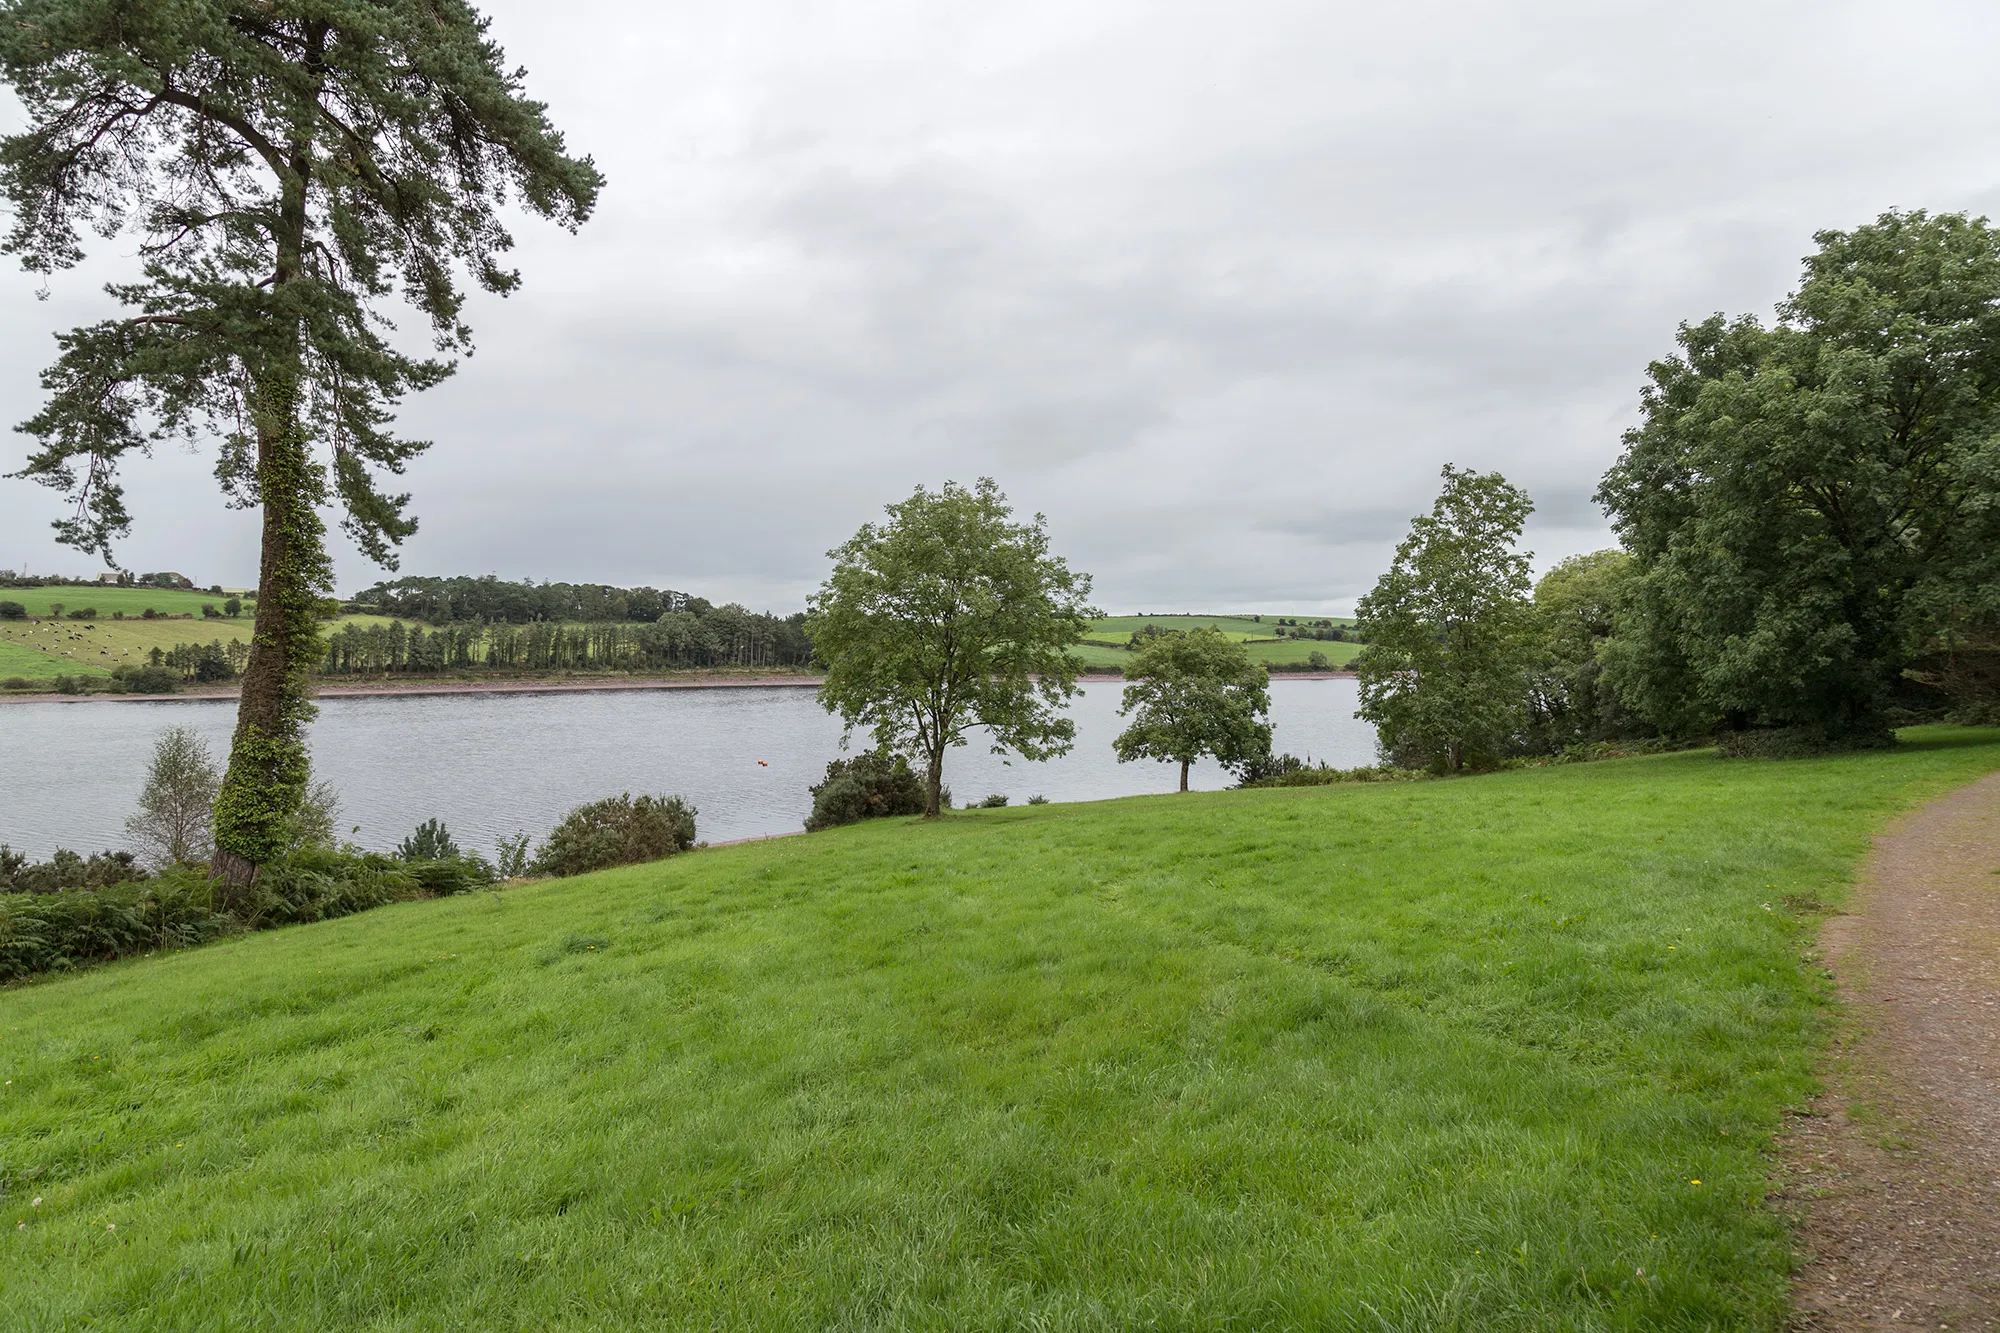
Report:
5,728,1997,1330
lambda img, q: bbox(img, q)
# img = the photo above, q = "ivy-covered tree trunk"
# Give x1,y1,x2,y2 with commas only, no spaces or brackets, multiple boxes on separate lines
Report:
211,368,330,889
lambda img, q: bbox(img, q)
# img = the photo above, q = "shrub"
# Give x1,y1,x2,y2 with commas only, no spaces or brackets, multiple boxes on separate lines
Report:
978,793,1009,808
113,664,178,694
1714,725,1897,759
141,607,159,619
1,846,149,894
533,794,698,877
495,832,531,879
0,868,227,982
1306,650,1330,670
1,676,32,690
805,752,926,832
1027,794,1049,805
398,817,460,862
67,607,96,619
0,600,26,619
223,596,243,617
1234,754,1427,788
53,675,85,695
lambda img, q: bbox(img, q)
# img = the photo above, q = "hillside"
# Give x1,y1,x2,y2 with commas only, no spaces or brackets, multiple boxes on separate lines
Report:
8,731,1997,1327
1077,614,1362,672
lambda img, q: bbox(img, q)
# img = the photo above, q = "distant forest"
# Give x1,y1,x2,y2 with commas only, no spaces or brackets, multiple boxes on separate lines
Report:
331,575,813,673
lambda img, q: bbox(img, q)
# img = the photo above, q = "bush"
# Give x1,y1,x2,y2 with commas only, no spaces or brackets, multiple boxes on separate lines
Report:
0,868,227,982
1027,794,1049,805
1714,725,1897,759
1234,754,1426,788
805,752,927,831
67,607,96,619
113,664,178,694
0,600,26,619
0,846,149,894
399,817,461,862
1,677,32,690
533,794,698,877
978,793,1009,808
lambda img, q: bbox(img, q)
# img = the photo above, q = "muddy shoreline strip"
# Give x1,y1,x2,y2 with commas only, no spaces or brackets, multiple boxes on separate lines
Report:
0,670,1362,704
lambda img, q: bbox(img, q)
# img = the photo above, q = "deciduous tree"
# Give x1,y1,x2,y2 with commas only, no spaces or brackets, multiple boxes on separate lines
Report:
807,479,1095,817
1113,628,1272,791
1355,465,1537,772
125,726,220,867
1598,210,2000,745
0,0,601,886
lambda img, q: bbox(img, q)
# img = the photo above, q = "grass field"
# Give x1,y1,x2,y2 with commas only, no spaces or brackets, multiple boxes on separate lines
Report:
8,730,1998,1328
0,587,243,619
0,638,109,681
0,612,412,683
1077,615,1362,671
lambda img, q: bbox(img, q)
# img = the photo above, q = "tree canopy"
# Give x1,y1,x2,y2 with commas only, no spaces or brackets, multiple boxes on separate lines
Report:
1113,628,1272,791
1354,465,1537,773
1598,210,2000,743
0,0,601,879
806,479,1095,818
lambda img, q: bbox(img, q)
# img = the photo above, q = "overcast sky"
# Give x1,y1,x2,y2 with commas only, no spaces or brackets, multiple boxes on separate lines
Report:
4,0,2000,614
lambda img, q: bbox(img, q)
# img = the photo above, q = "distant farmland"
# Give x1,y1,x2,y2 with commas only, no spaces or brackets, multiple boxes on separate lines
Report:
1076,614,1360,671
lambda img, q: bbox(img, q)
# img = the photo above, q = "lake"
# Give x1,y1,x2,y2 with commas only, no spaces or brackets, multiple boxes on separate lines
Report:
0,679,1374,860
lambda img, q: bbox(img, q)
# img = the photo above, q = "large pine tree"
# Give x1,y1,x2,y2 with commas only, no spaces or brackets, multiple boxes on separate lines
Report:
0,0,601,884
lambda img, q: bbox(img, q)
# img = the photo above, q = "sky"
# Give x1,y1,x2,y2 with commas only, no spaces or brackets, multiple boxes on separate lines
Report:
5,0,2000,615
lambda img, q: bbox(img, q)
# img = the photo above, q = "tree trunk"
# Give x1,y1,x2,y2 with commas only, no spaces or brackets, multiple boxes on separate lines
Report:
1179,758,1190,792
924,747,945,819
210,369,331,892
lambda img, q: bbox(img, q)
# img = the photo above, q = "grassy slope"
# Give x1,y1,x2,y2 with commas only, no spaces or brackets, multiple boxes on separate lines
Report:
0,588,239,619
1078,615,1363,671
8,729,1999,1330
0,613,407,682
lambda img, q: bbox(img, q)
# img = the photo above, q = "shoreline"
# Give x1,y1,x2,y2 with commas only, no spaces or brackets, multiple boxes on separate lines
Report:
0,668,1358,705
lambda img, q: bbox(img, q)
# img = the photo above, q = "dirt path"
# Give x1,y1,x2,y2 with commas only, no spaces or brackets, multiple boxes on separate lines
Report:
1783,771,2000,1331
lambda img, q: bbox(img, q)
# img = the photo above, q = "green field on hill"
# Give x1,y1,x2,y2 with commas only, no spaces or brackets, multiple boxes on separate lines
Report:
1077,615,1361,671
9,730,1997,1327
0,586,241,619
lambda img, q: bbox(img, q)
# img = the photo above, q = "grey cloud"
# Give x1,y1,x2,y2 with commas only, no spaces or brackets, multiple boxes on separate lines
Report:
6,0,2000,617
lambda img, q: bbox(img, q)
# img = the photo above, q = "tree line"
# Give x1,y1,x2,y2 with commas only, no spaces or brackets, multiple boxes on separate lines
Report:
320,607,812,675
346,575,714,625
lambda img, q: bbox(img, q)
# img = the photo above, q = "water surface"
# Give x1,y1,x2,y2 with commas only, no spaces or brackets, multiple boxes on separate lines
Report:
0,679,1372,859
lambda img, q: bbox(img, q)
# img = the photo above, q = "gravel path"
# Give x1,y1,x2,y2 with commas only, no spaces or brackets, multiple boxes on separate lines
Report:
1783,771,2000,1331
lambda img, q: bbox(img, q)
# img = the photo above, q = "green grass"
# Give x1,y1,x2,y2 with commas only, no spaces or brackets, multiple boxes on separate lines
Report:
7,729,1999,1329
0,587,241,619
0,636,111,680
1078,615,1361,670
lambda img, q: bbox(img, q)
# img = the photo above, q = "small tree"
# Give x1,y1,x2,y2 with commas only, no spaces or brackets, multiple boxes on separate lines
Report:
807,479,1096,817
1355,465,1537,772
125,726,220,867
1113,629,1272,791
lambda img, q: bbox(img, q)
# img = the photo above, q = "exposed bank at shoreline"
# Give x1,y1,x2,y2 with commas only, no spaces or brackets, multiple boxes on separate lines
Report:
0,669,1360,704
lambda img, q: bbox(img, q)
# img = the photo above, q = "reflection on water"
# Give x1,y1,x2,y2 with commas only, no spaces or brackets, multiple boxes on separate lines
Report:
0,679,1373,859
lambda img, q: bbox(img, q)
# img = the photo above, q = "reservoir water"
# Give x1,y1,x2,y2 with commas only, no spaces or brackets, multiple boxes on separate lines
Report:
0,679,1374,860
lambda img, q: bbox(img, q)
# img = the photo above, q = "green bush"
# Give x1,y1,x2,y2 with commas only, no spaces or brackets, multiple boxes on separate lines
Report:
0,846,497,984
533,794,698,877
977,793,1009,808
1714,725,1897,759
0,868,227,982
0,600,25,619
0,846,148,894
398,817,460,862
805,752,927,831
112,664,178,694
67,607,96,619
0,677,31,690
1235,754,1426,788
